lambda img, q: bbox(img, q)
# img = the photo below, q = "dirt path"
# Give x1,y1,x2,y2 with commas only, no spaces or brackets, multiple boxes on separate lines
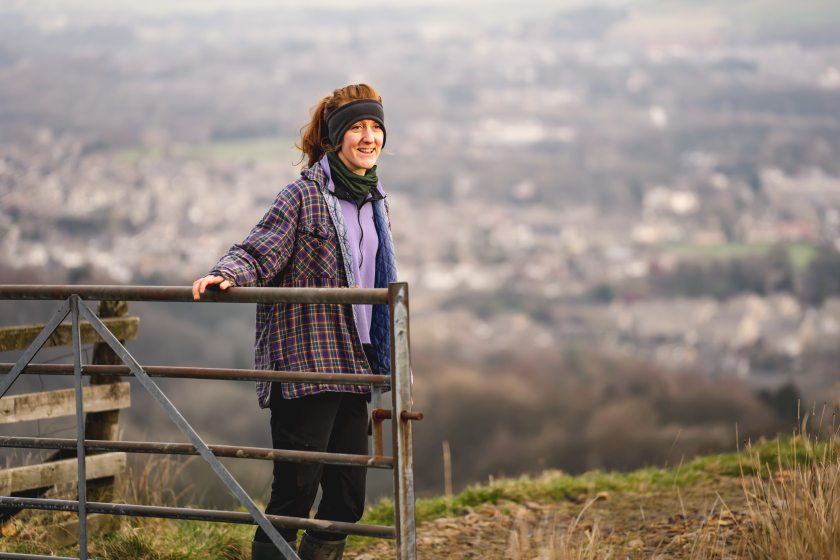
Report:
348,478,748,559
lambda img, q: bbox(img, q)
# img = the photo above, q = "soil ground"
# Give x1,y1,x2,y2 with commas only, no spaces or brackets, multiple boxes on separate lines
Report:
347,478,748,559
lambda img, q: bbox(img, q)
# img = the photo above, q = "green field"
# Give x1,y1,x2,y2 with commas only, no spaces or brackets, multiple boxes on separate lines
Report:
664,242,821,270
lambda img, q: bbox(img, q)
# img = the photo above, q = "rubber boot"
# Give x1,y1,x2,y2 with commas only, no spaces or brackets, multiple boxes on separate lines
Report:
251,539,296,560
297,532,346,560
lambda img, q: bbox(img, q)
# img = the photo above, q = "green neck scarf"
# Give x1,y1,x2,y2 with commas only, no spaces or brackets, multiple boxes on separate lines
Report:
327,151,379,204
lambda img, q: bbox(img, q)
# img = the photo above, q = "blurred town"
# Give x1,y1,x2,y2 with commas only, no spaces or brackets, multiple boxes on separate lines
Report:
2,0,840,495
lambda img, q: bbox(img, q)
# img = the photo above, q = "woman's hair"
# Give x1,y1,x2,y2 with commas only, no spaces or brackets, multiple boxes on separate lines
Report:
297,83,382,168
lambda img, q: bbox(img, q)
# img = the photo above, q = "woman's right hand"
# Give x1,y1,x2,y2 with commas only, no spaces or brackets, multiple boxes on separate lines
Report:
192,275,234,301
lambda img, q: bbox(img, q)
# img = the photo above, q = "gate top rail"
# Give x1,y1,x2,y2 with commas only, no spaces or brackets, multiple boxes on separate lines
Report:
0,285,388,305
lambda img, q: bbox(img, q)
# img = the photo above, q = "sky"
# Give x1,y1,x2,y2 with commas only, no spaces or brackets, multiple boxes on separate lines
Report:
3,0,642,16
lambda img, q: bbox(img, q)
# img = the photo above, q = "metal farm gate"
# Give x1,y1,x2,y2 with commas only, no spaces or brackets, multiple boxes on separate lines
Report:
0,283,419,560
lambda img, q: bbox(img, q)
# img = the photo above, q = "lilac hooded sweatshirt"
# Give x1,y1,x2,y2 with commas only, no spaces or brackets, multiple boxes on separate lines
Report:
320,155,379,343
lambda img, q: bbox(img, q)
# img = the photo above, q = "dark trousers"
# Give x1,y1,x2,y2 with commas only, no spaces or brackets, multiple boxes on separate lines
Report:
254,387,369,543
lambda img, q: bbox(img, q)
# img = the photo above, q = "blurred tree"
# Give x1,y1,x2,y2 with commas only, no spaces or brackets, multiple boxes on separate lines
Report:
651,248,796,299
800,248,840,305
590,283,615,303
757,383,801,428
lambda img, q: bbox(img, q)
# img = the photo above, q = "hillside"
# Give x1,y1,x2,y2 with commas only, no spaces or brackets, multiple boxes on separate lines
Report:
349,436,834,559
2,436,837,559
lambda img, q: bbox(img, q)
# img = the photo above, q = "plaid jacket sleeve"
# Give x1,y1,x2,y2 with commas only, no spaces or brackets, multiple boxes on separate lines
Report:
209,185,300,287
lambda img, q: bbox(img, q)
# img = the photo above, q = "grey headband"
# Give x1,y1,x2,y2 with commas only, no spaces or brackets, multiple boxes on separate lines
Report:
326,99,386,148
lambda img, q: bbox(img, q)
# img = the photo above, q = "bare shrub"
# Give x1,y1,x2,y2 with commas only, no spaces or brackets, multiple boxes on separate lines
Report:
413,348,782,493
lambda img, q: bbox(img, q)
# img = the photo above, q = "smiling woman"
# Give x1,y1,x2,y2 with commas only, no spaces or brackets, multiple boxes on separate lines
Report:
191,84,397,560
338,117,384,174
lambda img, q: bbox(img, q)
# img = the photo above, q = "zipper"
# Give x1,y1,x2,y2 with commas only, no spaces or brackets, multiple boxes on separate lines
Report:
355,197,376,270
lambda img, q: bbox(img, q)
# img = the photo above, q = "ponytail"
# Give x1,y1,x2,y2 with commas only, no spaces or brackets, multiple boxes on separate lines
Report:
296,84,382,168
296,95,332,168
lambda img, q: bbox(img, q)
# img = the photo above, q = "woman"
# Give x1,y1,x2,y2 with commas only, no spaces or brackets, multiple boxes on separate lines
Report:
192,83,397,560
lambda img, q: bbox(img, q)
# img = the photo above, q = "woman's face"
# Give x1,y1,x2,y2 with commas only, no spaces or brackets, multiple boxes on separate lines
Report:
338,119,384,176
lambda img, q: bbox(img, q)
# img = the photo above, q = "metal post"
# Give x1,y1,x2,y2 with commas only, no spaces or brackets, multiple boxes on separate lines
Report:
372,385,383,410
389,282,416,559
70,296,88,560
76,301,299,559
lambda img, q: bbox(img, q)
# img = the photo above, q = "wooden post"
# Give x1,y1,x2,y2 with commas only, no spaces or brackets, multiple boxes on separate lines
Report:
84,300,128,502
442,440,452,514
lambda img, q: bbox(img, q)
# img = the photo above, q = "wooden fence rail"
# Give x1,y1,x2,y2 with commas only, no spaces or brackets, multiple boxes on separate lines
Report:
0,317,139,354
0,301,136,521
0,384,130,425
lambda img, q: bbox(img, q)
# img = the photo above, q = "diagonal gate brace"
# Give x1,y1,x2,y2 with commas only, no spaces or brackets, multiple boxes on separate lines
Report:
0,299,70,400
77,300,299,559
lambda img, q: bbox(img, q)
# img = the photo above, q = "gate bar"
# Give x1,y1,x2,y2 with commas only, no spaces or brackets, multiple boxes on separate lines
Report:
0,553,78,559
0,497,395,539
0,363,390,385
0,437,394,468
77,302,298,558
0,285,387,305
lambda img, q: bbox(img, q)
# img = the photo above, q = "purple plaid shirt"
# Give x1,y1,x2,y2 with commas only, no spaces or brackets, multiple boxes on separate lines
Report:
209,161,396,406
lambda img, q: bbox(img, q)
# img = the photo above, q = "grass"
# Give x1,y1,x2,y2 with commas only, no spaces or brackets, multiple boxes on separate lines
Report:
1,436,835,558
411,433,838,559
786,243,821,270
3,507,254,559
0,456,255,558
737,435,840,558
362,436,822,528
494,431,840,559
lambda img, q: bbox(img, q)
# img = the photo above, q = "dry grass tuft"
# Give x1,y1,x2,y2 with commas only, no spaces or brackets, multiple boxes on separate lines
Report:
503,424,840,559
124,454,198,508
737,433,840,559
505,495,608,560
